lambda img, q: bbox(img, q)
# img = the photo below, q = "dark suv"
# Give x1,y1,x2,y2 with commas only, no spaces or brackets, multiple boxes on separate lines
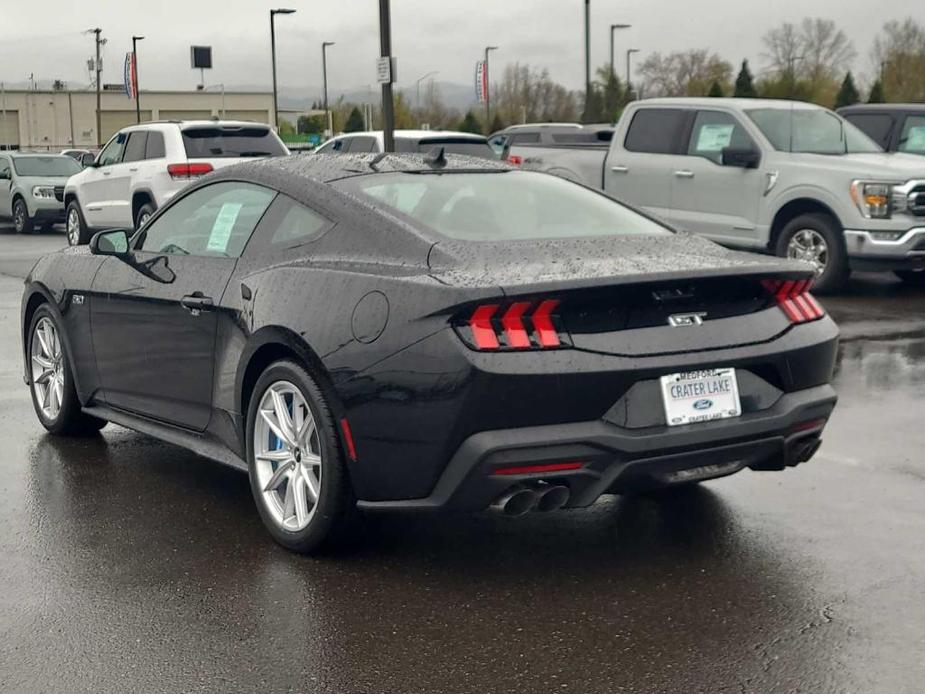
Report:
838,104,925,156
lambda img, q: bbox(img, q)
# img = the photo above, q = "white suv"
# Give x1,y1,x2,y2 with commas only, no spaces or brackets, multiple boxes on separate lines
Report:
64,120,289,245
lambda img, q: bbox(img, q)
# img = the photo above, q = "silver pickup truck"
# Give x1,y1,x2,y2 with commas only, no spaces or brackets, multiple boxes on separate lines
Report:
510,98,925,292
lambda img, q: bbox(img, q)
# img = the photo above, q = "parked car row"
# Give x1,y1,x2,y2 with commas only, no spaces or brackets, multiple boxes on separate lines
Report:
506,98,925,292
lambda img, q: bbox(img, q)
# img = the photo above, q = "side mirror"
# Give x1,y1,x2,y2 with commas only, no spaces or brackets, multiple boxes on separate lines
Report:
721,147,761,169
80,153,96,168
89,229,130,256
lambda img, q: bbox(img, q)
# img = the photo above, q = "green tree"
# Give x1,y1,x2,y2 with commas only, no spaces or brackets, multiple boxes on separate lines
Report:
278,119,296,136
708,81,724,97
594,66,625,123
581,84,607,123
458,111,483,134
868,79,886,103
297,114,325,135
734,59,757,97
489,113,505,134
834,71,860,108
344,106,365,132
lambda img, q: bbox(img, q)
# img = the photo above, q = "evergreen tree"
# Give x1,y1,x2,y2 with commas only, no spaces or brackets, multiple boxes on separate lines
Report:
581,84,606,124
489,113,505,134
734,59,758,97
834,72,860,108
458,111,483,134
708,81,724,97
344,106,365,133
868,79,886,104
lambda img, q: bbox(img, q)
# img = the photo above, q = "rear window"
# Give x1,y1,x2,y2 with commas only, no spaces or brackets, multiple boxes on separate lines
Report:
899,116,925,155
396,138,495,159
842,113,895,150
182,126,288,158
12,156,81,177
624,109,686,154
337,170,670,242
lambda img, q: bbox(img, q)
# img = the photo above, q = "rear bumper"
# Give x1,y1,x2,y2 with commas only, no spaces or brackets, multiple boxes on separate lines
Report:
845,227,925,271
357,383,837,513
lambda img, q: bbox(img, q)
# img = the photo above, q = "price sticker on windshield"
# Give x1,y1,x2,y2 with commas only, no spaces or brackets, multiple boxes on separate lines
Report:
207,202,242,253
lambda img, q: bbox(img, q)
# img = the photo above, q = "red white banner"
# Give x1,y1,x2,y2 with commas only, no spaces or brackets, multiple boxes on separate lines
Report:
475,60,488,103
124,52,137,100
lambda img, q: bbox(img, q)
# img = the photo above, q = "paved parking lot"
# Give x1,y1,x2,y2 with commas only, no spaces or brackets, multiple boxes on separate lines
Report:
1,225,924,693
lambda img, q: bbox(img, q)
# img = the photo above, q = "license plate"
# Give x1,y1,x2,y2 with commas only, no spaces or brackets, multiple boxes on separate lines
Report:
660,368,742,427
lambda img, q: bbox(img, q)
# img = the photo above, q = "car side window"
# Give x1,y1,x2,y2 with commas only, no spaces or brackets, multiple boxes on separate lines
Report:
624,108,686,154
122,132,148,163
0,157,9,179
97,132,128,167
898,116,925,155
315,139,338,154
245,194,333,256
137,182,276,258
510,132,541,145
345,136,377,153
145,131,166,159
686,111,756,164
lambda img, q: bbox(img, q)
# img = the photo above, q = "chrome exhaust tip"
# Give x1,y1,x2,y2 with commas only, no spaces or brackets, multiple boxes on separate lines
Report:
489,486,538,517
534,484,570,512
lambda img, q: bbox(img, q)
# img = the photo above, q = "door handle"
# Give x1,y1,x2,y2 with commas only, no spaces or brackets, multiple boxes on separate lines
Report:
610,165,629,173
181,294,214,314
674,170,695,179
129,168,138,172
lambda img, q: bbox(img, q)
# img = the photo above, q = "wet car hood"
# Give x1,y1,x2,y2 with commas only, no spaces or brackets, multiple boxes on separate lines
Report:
427,232,812,293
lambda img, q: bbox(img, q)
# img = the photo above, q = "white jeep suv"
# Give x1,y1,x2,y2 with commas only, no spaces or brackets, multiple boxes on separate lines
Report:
64,120,289,245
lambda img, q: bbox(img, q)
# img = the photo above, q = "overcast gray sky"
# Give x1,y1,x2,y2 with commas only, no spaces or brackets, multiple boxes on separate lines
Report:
0,0,912,94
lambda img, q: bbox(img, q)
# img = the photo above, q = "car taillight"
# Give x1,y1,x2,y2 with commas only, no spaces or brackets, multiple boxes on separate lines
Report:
761,278,825,324
506,154,523,167
167,162,214,180
457,300,568,351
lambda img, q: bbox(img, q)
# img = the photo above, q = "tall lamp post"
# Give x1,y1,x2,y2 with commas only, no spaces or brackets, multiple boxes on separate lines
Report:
626,48,640,97
270,8,296,131
584,0,591,106
484,46,498,128
132,35,144,123
322,41,335,136
610,24,630,79
415,70,438,113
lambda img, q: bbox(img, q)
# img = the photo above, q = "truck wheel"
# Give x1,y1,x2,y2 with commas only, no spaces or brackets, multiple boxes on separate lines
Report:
65,201,91,246
894,270,925,286
775,213,848,294
135,202,156,230
13,198,33,234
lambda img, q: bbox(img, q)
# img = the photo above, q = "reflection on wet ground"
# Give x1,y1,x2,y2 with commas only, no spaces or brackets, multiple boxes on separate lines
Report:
1,269,924,692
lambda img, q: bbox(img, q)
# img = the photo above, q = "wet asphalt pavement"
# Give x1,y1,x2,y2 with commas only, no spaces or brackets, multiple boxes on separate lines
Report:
1,227,924,693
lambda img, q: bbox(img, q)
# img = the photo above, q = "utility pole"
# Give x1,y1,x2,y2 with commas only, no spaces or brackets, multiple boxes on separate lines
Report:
132,35,144,123
610,24,630,79
379,0,395,152
484,46,498,129
626,48,640,97
270,9,296,132
87,28,104,147
322,41,335,137
584,0,591,105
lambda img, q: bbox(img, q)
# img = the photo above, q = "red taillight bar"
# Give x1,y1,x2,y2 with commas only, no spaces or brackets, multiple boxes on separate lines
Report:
461,299,566,351
506,154,523,167
493,461,585,476
762,278,825,324
167,162,214,179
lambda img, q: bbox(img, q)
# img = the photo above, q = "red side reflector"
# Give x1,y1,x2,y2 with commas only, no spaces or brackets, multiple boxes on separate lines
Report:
493,461,585,476
532,300,561,347
790,418,827,433
339,418,358,462
507,155,523,166
501,302,532,348
470,304,500,350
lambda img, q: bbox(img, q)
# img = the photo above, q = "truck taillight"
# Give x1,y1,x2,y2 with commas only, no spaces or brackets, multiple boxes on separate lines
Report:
167,163,214,180
456,300,569,351
506,154,523,167
761,279,825,324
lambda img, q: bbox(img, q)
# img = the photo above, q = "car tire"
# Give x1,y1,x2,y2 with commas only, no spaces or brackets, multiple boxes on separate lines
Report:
135,202,156,230
65,200,91,246
27,305,107,436
775,213,849,294
894,269,925,286
13,198,33,234
246,359,359,554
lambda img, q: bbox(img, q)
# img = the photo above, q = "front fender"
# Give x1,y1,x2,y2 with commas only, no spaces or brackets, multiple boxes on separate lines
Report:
765,182,849,228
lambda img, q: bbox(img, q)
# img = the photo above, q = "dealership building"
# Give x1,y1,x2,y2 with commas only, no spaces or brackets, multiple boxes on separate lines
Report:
0,88,275,151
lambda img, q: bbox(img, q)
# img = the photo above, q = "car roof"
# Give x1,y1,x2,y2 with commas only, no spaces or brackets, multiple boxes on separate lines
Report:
838,103,925,114
341,130,488,141
635,97,828,111
6,152,74,159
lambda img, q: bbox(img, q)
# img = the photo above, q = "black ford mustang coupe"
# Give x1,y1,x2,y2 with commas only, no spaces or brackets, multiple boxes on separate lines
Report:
21,153,838,553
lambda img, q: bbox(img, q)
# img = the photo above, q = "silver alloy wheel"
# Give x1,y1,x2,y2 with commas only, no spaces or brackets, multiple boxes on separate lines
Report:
13,200,26,232
66,208,81,246
253,381,322,532
31,317,65,421
786,228,828,276
138,211,152,228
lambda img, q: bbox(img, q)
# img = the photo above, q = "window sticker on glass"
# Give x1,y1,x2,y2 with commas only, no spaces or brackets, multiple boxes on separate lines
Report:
904,126,925,152
696,124,735,152
207,202,243,252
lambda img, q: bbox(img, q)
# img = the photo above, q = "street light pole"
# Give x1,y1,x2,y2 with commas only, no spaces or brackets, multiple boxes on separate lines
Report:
379,0,395,152
132,35,144,123
322,41,335,136
86,28,104,147
610,24,630,79
484,46,498,128
584,0,591,104
270,8,296,132
626,48,640,97
415,71,438,112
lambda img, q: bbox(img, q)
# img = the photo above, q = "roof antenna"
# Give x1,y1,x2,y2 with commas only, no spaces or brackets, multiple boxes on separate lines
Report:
424,145,447,168
369,151,388,171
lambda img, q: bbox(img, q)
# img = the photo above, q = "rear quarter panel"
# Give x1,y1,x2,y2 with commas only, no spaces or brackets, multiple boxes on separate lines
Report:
515,145,609,188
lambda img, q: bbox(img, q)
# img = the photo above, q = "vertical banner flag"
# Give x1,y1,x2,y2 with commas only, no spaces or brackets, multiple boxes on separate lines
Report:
475,60,488,103
124,52,137,100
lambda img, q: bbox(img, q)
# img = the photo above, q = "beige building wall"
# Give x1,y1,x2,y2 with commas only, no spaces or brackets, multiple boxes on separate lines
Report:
0,90,274,150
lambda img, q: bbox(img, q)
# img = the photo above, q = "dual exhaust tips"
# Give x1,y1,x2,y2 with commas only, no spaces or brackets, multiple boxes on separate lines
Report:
490,482,570,517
